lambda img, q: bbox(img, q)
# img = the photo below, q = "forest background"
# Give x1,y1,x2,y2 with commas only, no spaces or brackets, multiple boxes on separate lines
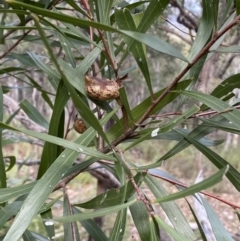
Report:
0,0,240,240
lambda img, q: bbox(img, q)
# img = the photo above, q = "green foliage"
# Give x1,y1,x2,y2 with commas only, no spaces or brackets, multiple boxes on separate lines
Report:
0,0,240,240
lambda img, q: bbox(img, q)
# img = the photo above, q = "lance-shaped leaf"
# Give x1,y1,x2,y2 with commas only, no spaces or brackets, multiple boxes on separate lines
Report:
129,194,152,241
107,79,192,142
176,90,240,129
174,129,240,191
19,99,49,130
145,175,195,240
72,206,108,241
53,199,136,223
3,1,187,62
37,82,68,178
200,196,234,241
115,8,153,95
3,135,90,241
153,216,188,241
77,172,145,209
153,166,229,203
125,105,199,151
0,86,6,190
109,209,127,241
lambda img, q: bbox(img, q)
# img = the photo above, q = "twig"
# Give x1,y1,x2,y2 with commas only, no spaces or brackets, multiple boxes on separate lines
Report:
161,16,196,38
100,15,240,154
0,29,32,60
64,105,75,139
170,0,198,31
157,25,192,45
150,172,240,209
120,152,154,216
80,0,118,78
1,0,62,59
150,105,240,119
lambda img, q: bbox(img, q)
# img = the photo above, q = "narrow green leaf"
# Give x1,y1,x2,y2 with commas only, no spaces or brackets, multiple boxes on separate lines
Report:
107,79,192,142
219,0,234,26
63,195,80,241
176,90,240,129
3,139,83,241
53,199,136,223
153,166,228,203
5,156,16,172
211,45,240,53
0,182,36,203
200,196,234,241
33,14,110,145
73,206,108,241
119,87,134,123
41,210,55,240
121,30,188,62
27,52,60,89
0,121,117,161
37,82,68,178
198,117,240,134
129,194,151,241
149,217,160,241
28,231,49,241
0,201,22,229
77,45,103,75
145,175,195,240
212,0,219,30
109,209,127,241
132,128,223,147
208,73,240,100
153,216,188,241
22,230,37,241
0,86,6,191
19,99,49,130
125,105,199,151
58,60,85,95
95,0,116,68
188,0,214,61
185,199,208,241
236,0,240,15
119,0,170,64
58,33,76,68
115,8,153,95
77,172,145,209
175,129,240,191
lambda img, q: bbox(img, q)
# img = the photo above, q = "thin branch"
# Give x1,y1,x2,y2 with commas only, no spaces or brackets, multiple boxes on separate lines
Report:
150,172,240,209
161,17,196,38
170,0,198,31
157,26,192,45
80,0,118,77
64,105,75,139
100,15,240,154
0,30,32,60
150,105,240,119
119,152,154,216
1,0,62,59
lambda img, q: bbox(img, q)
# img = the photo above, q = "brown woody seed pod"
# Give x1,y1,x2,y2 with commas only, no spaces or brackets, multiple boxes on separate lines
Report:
85,75,119,101
73,118,87,134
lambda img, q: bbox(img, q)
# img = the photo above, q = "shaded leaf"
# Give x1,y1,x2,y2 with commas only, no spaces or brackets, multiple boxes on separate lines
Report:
174,129,240,191
19,99,49,130
53,199,136,223
77,172,145,209
145,175,195,240
200,195,234,241
153,166,228,203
